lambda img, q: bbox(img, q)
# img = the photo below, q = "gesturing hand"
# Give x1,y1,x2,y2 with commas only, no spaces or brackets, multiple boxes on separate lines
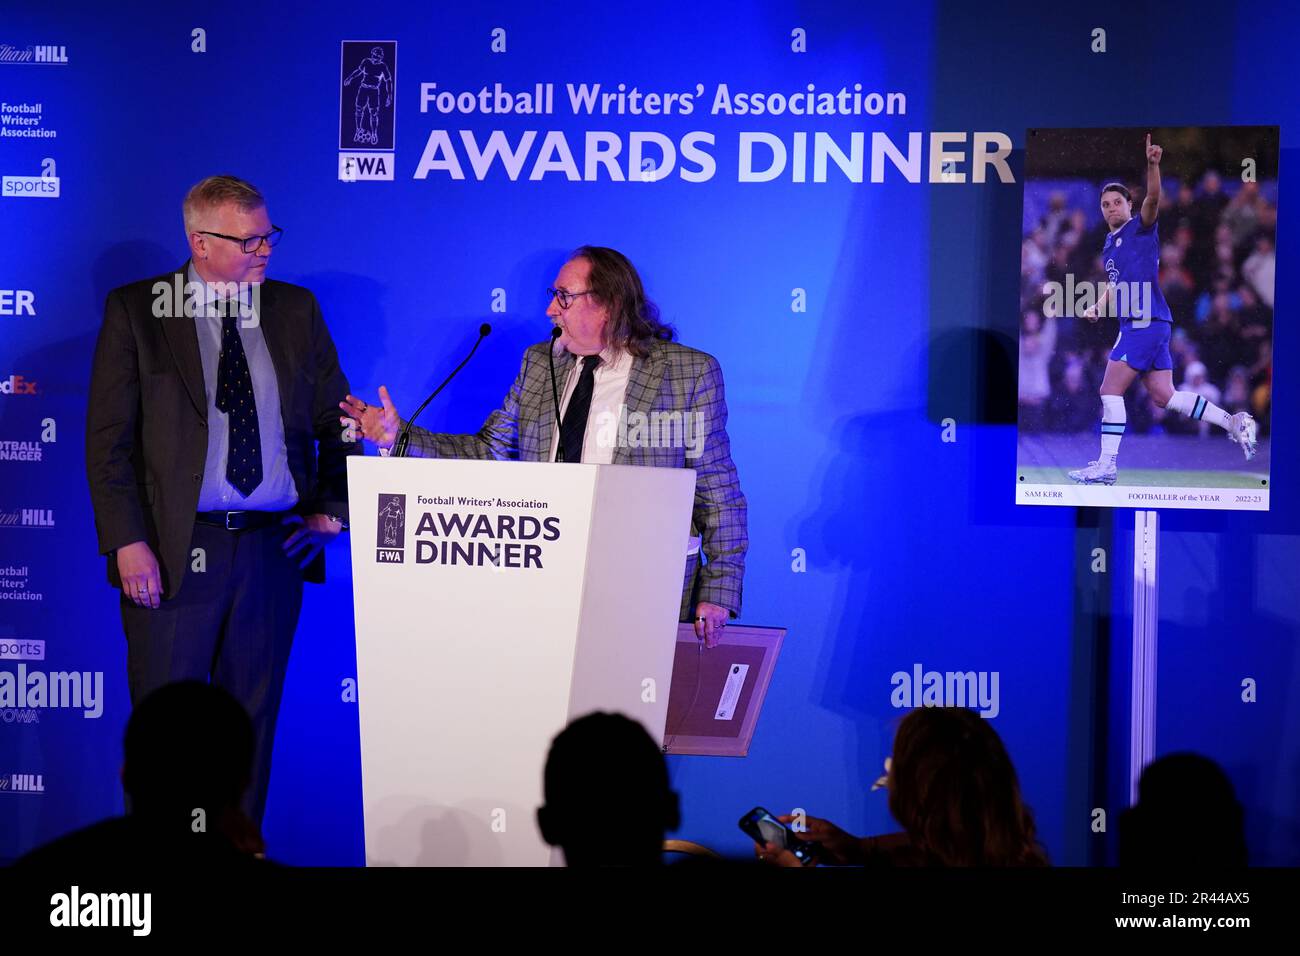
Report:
340,385,401,451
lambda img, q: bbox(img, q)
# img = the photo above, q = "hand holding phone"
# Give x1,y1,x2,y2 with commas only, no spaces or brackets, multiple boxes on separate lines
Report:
739,806,821,866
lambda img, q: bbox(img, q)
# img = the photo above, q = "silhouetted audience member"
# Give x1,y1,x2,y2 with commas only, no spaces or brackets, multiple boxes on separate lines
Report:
1119,753,1247,868
754,707,1048,867
537,711,680,867
18,680,266,866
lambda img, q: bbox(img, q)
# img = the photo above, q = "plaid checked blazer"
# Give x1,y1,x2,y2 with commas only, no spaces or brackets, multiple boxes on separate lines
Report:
404,338,748,619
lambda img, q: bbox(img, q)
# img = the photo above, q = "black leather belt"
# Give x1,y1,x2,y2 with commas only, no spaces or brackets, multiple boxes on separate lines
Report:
195,510,287,531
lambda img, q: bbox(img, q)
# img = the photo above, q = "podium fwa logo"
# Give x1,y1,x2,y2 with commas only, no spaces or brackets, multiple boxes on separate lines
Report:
339,40,396,182
376,493,406,563
890,663,1000,718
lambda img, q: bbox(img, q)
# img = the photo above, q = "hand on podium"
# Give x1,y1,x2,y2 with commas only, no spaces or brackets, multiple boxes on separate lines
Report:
340,386,401,451
694,601,729,648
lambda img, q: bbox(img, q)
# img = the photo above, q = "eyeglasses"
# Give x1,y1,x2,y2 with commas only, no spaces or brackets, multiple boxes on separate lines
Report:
198,226,284,254
547,287,593,310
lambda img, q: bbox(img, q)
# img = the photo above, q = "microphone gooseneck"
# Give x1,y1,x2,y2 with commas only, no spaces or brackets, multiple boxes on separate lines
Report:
393,323,492,458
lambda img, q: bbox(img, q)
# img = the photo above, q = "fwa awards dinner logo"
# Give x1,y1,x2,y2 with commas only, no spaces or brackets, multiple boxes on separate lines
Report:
339,41,396,182
376,493,406,563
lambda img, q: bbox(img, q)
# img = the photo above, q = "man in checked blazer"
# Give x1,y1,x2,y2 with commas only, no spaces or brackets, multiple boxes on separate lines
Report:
340,246,747,645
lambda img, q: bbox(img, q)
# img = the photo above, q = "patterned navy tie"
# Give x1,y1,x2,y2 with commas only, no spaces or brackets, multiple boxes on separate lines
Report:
215,301,263,496
558,354,601,463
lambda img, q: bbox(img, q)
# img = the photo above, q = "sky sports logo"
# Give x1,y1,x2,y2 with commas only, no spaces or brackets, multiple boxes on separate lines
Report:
3,175,60,197
0,638,45,660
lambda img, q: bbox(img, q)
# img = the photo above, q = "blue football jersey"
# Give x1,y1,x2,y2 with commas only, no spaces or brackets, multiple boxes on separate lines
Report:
1100,215,1173,324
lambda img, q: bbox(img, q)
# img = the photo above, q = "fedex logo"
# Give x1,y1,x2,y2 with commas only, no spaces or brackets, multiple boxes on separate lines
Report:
0,374,37,395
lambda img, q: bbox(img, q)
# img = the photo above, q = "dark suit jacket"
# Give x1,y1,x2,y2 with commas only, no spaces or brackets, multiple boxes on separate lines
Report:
405,339,748,619
85,263,358,599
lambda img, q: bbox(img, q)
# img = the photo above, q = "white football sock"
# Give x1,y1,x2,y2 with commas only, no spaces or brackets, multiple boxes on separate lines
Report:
1166,390,1232,430
1099,394,1126,465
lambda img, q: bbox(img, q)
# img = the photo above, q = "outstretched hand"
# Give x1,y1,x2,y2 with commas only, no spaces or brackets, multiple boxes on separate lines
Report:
340,385,401,451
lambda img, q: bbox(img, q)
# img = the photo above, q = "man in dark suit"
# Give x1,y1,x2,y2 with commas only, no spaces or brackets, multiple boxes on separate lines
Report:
85,175,358,830
340,246,747,644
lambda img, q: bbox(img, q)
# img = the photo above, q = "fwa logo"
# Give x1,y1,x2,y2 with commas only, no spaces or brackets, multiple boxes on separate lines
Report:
339,40,396,182
376,493,406,563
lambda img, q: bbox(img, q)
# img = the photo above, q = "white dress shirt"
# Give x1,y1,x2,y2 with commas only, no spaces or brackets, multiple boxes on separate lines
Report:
550,344,632,463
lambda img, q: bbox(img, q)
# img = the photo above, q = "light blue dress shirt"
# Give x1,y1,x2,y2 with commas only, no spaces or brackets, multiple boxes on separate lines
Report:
188,262,299,512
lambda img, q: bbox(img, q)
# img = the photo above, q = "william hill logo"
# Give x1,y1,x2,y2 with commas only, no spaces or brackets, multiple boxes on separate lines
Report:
0,508,54,529
0,773,45,793
0,44,68,65
376,493,406,563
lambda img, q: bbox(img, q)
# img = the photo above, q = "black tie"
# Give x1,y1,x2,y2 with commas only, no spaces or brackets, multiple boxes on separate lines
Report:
215,301,263,496
558,354,601,463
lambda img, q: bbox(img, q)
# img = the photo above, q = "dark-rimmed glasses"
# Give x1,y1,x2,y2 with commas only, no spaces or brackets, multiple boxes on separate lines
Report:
547,287,593,310
198,226,284,254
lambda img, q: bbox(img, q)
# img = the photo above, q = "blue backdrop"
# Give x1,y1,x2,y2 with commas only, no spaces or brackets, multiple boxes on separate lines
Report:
1,0,1295,865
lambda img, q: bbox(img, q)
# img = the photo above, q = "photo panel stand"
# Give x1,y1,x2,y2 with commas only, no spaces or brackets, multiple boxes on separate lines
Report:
1129,510,1159,804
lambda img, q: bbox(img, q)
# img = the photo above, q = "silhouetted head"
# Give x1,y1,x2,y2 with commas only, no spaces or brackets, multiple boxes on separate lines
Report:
888,707,1047,866
537,712,680,866
123,681,254,820
1120,753,1247,867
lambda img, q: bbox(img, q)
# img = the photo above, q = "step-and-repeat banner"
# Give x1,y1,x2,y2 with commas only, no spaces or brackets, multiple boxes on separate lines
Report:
2,1,1297,864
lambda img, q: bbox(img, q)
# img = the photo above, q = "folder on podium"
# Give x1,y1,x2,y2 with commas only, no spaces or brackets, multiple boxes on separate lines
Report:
347,455,697,866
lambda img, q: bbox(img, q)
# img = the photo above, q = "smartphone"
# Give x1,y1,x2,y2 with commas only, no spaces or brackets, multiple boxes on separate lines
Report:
738,806,820,865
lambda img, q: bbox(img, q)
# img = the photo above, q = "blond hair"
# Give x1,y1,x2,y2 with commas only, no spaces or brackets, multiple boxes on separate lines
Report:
182,175,265,236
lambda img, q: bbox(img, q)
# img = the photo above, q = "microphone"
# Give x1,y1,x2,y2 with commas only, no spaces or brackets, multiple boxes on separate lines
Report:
392,323,492,458
547,326,565,462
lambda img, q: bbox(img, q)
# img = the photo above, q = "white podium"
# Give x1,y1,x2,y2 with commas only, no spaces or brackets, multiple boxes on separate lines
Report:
346,455,696,866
